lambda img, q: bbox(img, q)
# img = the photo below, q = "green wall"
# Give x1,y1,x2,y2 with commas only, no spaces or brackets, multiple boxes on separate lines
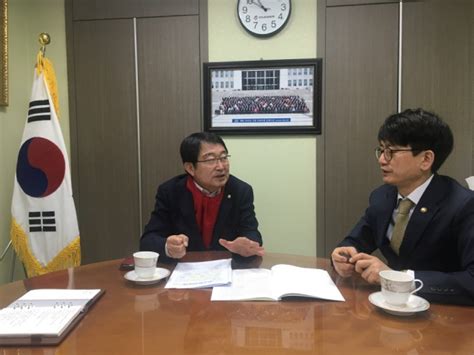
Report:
208,0,317,256
0,0,70,284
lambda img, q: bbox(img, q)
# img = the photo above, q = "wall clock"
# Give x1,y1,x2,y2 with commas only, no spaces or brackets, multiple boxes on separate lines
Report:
237,0,291,38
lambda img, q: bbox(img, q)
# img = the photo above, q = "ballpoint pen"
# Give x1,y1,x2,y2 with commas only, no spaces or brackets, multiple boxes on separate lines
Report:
340,252,352,263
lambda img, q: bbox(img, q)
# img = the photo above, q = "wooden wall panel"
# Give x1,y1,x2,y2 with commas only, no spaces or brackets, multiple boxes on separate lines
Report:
72,20,140,263
137,16,201,225
66,0,206,264
72,0,199,20
327,0,397,6
321,3,399,256
402,0,474,183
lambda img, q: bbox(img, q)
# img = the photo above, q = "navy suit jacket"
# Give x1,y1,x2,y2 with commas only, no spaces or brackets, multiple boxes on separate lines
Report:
339,174,474,305
140,174,262,259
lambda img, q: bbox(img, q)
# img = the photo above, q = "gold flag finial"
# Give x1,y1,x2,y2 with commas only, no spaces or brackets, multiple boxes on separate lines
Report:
38,32,50,46
38,33,51,57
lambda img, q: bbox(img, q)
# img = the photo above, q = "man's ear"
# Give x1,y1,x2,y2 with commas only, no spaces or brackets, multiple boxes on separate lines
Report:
420,150,435,172
184,162,195,177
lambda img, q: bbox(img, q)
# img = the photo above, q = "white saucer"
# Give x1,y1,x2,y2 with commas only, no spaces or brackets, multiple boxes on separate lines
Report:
369,291,430,316
124,268,171,285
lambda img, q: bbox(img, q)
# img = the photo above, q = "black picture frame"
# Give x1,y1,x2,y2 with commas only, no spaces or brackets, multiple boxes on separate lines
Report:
203,58,322,135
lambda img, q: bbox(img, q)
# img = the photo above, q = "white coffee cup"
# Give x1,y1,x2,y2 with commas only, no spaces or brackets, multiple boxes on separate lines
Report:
133,251,159,279
379,270,423,306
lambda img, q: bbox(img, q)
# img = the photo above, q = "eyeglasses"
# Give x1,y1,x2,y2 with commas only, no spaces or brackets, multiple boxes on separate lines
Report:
375,147,414,161
196,154,231,166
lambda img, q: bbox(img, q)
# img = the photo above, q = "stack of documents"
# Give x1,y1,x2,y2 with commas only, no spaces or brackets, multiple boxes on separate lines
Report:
165,258,232,289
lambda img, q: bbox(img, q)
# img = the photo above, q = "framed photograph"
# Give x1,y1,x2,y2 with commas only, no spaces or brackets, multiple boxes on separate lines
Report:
203,58,321,135
0,0,7,106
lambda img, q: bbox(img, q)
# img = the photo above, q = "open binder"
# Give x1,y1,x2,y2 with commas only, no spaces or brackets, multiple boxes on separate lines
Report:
0,288,105,346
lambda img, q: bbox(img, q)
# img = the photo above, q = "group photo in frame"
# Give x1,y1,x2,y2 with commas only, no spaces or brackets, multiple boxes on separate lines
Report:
203,58,322,135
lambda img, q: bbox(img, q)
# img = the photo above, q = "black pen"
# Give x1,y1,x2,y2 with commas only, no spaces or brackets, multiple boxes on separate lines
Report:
340,252,352,263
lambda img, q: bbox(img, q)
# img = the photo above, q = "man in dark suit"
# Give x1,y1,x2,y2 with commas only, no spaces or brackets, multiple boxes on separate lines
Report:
332,109,474,305
140,132,264,259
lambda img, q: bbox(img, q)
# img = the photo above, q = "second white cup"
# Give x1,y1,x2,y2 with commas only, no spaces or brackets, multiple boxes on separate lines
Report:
133,251,159,279
379,270,423,306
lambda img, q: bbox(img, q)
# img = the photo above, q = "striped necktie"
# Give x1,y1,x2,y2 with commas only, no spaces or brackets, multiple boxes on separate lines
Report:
390,199,414,255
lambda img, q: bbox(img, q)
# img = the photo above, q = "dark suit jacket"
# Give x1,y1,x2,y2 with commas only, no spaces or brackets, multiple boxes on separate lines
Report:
339,174,474,305
140,174,262,259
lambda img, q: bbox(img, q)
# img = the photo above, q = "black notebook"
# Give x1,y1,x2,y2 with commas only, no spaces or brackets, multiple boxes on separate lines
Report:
0,288,104,346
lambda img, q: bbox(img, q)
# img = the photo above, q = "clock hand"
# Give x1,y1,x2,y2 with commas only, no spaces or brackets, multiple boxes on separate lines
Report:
254,0,269,11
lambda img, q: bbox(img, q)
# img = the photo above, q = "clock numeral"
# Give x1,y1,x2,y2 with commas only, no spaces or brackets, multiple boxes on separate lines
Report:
281,3,287,11
242,6,248,14
253,22,258,29
271,20,277,28
262,23,267,31
246,0,253,4
246,15,251,22
278,13,283,20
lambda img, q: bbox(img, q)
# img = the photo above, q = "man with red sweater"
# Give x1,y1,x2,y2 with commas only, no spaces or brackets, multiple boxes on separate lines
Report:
140,132,264,259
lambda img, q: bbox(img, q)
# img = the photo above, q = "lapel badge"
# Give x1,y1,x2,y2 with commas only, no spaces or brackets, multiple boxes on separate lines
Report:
420,207,428,213
227,194,231,199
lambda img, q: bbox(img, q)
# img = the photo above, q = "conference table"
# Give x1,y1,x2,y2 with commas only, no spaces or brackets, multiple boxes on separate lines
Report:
0,251,473,354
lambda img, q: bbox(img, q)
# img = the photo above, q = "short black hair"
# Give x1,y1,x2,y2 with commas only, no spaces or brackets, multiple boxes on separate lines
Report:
180,132,228,164
377,108,453,173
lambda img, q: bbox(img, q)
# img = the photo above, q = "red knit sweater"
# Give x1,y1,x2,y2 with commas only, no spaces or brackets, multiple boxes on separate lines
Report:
186,176,224,248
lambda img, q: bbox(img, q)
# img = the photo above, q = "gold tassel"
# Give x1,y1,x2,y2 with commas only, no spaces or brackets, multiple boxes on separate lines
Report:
36,51,60,118
11,219,81,277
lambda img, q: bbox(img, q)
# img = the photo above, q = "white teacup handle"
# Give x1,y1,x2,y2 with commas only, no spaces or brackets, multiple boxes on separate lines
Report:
410,279,423,294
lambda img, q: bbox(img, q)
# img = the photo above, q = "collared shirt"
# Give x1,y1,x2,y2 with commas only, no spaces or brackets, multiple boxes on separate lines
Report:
192,179,221,197
386,174,434,241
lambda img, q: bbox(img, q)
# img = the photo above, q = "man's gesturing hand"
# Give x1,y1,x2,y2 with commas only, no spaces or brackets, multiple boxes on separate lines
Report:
166,234,189,259
219,237,264,257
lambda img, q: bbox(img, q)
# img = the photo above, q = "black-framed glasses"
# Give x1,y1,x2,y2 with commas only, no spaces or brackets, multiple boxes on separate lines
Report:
375,147,414,161
196,154,231,166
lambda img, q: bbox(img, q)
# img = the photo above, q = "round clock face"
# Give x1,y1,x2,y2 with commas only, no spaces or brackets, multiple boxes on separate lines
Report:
237,0,291,38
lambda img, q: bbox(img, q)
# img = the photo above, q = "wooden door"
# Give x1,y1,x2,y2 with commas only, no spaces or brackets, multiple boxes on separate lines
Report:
318,3,399,256
137,16,202,226
402,0,474,182
71,19,140,263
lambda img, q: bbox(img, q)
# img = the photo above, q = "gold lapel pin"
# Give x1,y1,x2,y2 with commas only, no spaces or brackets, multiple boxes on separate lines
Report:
420,207,428,213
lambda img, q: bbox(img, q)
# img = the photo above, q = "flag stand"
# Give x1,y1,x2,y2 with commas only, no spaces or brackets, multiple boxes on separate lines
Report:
0,241,15,282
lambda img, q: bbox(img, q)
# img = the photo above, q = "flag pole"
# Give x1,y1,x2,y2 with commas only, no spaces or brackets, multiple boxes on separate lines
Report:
0,240,12,261
2,33,51,282
10,32,81,277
